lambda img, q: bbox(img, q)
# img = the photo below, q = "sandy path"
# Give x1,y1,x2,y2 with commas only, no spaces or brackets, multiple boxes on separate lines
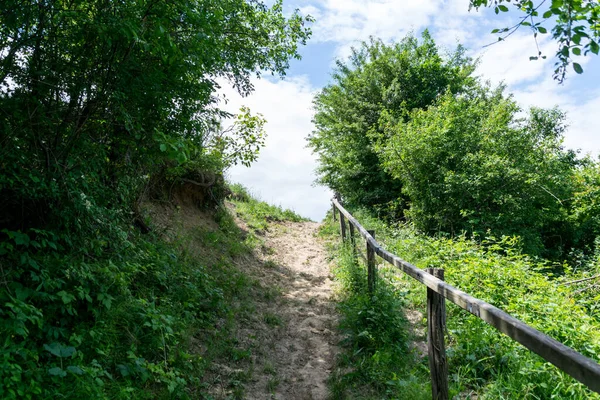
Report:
243,220,339,400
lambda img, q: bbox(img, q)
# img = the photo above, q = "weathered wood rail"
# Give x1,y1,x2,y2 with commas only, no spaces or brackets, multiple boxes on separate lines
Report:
332,196,600,399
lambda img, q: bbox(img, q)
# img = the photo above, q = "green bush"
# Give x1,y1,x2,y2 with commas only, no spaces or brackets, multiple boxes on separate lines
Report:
308,31,476,219
376,88,580,258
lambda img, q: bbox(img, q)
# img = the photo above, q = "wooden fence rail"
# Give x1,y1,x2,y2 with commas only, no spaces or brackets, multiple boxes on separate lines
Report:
331,196,600,399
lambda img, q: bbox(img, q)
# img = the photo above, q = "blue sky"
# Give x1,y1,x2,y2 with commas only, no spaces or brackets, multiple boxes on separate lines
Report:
223,0,600,221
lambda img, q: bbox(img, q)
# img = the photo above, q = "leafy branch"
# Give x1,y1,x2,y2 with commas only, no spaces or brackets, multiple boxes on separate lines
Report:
471,0,600,82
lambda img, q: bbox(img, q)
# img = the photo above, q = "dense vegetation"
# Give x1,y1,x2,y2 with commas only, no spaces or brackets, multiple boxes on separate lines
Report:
322,209,600,399
0,1,311,398
309,32,600,260
311,30,600,399
308,31,477,219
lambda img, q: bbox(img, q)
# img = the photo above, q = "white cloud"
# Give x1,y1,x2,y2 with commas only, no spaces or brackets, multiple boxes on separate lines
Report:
219,76,332,221
472,32,556,86
308,0,440,45
564,94,600,157
565,91,600,156
513,82,600,157
506,63,600,157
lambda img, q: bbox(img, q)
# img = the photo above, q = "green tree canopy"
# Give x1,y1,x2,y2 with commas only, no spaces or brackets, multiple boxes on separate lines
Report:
376,86,581,256
0,0,311,235
308,32,476,218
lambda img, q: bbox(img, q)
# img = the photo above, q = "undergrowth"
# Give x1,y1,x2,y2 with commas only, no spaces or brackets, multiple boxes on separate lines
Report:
322,208,600,399
322,226,430,399
0,192,274,399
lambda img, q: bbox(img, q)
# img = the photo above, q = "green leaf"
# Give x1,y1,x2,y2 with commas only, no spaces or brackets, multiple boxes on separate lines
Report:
572,47,581,56
537,26,547,34
48,367,67,377
159,144,167,152
543,10,553,18
590,41,599,55
498,5,509,12
44,343,77,358
67,366,84,375
14,232,30,246
573,62,583,74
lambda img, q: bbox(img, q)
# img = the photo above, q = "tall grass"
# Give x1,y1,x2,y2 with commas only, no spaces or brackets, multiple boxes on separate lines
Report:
324,208,600,399
228,183,309,231
326,239,431,399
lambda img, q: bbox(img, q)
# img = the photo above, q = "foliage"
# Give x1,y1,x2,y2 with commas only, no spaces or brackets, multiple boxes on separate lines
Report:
307,32,477,219
375,86,581,257
325,240,430,399
469,0,600,82
0,0,311,236
569,161,600,252
310,31,600,261
0,0,311,397
0,207,260,399
333,207,600,399
228,183,308,231
208,106,267,169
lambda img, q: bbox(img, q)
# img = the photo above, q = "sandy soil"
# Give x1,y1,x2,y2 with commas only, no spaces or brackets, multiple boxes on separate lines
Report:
238,219,339,400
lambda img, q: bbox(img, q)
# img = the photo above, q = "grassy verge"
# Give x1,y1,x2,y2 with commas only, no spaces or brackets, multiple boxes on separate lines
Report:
228,183,309,232
322,208,600,399
320,218,431,399
0,183,305,399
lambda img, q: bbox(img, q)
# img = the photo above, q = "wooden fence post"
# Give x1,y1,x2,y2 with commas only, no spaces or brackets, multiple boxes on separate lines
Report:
427,268,449,400
367,230,376,294
333,192,341,222
349,223,356,256
332,202,337,222
339,212,347,242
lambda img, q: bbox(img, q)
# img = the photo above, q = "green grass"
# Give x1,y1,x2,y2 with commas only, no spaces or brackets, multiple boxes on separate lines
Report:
322,208,600,399
323,233,431,399
228,183,309,231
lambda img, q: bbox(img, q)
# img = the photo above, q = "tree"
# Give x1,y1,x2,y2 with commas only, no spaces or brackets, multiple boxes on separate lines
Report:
376,86,580,257
307,32,476,218
570,160,600,251
0,0,311,235
470,0,600,82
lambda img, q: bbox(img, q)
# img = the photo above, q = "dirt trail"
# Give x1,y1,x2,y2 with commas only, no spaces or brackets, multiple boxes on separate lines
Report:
240,219,339,400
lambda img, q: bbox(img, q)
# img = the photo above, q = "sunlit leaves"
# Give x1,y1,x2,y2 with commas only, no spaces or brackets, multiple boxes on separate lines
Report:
308,32,476,217
470,0,600,82
376,87,578,257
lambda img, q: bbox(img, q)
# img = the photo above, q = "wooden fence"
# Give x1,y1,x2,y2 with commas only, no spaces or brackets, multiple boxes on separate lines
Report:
331,196,600,399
